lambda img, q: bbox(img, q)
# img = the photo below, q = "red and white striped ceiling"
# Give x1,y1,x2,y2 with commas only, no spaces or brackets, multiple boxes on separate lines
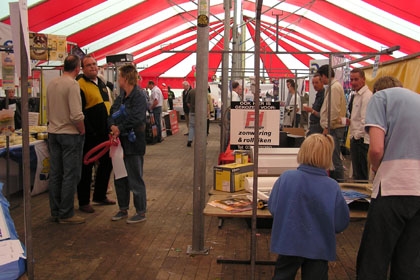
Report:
1,0,419,83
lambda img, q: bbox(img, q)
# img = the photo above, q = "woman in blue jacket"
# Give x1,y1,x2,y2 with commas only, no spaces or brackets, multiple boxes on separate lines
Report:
108,64,148,224
268,133,350,280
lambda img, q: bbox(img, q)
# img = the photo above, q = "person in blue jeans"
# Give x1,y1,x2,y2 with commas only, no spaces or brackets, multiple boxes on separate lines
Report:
186,87,196,147
147,80,163,142
46,54,86,224
268,133,350,280
109,64,148,224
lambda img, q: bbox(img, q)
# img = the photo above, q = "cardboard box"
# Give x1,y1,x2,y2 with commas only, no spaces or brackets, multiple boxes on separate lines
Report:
214,163,254,192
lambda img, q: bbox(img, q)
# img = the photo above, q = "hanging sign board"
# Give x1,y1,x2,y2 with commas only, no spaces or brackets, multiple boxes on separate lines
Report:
230,101,280,150
372,55,380,78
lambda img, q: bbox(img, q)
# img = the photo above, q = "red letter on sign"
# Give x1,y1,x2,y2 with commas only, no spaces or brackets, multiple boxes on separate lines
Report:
245,112,264,128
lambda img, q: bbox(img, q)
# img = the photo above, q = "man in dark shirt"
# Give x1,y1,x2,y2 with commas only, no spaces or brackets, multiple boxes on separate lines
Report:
303,73,325,135
182,81,192,135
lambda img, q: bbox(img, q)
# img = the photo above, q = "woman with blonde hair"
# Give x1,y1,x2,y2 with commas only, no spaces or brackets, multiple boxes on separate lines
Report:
268,133,350,280
108,64,148,223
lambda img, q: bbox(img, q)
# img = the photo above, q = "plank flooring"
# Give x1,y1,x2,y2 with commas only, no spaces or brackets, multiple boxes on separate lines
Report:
8,120,366,280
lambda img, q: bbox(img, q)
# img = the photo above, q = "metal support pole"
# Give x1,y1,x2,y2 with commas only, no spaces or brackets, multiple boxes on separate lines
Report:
20,23,34,279
188,0,209,255
327,57,332,133
232,0,238,82
220,0,231,153
251,1,263,278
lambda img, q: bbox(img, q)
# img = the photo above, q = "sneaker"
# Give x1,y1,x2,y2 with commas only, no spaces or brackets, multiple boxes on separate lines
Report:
111,210,128,221
126,213,146,224
79,204,95,213
58,215,85,224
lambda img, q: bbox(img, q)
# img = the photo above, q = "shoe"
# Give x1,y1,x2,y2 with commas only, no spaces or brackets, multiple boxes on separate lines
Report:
111,210,128,221
50,216,59,223
187,141,192,147
58,215,85,224
79,204,95,213
93,198,116,205
184,133,189,136
126,213,146,224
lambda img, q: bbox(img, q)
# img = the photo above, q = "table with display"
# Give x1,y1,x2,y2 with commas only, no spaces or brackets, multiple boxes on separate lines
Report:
204,182,372,228
0,140,49,196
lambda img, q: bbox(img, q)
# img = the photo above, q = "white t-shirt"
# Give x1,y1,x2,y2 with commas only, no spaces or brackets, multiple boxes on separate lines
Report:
150,86,163,107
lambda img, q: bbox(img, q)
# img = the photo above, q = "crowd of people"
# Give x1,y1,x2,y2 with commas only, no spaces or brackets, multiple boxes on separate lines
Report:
45,55,163,225
45,54,216,224
269,66,420,279
44,55,419,278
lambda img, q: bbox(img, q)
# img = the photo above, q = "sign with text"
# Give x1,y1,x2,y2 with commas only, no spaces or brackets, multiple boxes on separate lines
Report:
230,101,280,150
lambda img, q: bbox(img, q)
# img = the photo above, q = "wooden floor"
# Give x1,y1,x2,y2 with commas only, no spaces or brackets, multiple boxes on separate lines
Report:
9,120,366,280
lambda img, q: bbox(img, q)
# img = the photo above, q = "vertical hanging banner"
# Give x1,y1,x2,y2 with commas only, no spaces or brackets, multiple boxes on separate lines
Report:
9,0,31,76
372,55,380,78
230,101,280,150
1,52,15,90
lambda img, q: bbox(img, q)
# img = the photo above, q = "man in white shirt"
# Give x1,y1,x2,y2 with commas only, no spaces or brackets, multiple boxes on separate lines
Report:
231,81,242,102
147,80,164,142
349,68,372,180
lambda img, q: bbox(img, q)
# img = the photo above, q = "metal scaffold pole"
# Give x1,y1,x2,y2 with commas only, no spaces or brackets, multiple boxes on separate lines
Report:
188,0,209,255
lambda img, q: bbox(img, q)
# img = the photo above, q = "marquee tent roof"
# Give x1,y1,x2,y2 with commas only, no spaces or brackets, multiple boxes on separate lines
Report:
1,0,420,83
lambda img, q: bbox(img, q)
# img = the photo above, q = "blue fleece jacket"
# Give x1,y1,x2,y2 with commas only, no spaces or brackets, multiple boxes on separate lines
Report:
268,164,350,261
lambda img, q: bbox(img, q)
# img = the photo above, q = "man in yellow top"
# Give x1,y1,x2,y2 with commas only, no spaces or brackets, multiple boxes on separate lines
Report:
77,55,115,213
318,64,347,181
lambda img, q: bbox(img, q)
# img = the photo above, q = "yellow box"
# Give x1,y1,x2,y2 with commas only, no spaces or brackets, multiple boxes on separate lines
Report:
214,163,254,192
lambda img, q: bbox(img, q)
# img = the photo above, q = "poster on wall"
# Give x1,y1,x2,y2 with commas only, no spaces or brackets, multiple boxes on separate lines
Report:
230,101,280,150
1,52,15,90
48,34,66,62
29,32,48,60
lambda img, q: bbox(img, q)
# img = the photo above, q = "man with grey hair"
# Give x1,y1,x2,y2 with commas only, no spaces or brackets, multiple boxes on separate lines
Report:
182,81,193,135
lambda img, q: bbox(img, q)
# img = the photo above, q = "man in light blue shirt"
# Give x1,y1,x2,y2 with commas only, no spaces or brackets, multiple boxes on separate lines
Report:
357,76,420,279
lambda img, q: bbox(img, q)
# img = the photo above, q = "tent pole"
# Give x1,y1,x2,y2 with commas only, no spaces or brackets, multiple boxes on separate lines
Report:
220,0,231,153
20,21,34,280
188,0,209,255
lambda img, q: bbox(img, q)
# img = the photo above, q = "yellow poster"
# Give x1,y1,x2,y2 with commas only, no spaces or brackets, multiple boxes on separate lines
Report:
48,34,67,61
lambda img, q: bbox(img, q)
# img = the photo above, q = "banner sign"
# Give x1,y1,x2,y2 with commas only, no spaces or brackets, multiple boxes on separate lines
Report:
230,101,280,150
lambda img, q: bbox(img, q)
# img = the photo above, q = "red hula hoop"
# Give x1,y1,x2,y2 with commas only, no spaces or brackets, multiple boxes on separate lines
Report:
83,135,119,165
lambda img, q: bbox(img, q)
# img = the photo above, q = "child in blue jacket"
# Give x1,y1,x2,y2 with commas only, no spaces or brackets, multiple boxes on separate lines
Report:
268,133,350,280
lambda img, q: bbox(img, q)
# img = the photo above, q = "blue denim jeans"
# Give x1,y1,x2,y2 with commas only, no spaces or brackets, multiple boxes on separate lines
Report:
114,154,147,214
329,127,345,180
153,106,162,141
48,133,84,219
188,113,195,142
